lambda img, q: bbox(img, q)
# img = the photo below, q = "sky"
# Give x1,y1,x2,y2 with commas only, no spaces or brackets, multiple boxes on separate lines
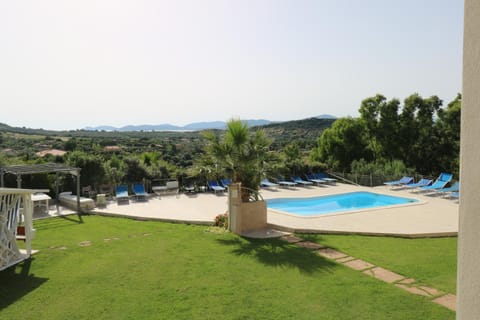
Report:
0,0,464,130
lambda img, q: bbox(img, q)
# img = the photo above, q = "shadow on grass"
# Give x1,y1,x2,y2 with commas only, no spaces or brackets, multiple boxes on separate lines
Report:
216,237,338,275
34,214,83,231
0,258,48,309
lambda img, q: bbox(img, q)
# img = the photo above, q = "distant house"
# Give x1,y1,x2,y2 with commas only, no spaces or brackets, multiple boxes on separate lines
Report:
103,146,122,152
35,149,67,157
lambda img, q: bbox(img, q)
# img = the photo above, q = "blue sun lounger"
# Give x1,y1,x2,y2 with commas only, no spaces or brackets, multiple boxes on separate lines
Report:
418,173,453,192
133,183,148,200
437,181,460,195
315,173,337,184
220,178,233,188
208,181,226,193
305,174,326,185
261,179,279,189
116,185,129,203
277,177,297,188
384,176,414,187
405,178,432,189
292,176,313,186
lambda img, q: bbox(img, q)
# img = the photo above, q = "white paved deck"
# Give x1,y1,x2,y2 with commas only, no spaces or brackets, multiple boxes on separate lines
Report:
92,184,459,237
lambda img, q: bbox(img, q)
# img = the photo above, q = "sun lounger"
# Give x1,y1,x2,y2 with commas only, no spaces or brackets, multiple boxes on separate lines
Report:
437,181,460,195
418,173,453,192
405,178,432,189
133,183,148,200
315,173,337,184
116,185,129,203
208,181,226,193
384,176,414,187
292,176,313,186
220,178,233,188
261,179,279,189
277,177,297,188
305,174,327,185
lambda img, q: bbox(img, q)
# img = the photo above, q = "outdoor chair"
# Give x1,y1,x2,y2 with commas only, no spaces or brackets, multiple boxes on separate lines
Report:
383,176,414,187
220,178,233,188
277,177,297,188
314,173,337,184
405,178,432,189
437,181,460,195
116,185,129,203
133,183,148,200
418,173,453,192
292,176,313,186
305,174,327,185
207,181,226,193
261,178,279,189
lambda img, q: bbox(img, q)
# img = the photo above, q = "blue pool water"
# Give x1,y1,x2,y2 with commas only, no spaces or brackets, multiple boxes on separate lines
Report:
267,191,418,216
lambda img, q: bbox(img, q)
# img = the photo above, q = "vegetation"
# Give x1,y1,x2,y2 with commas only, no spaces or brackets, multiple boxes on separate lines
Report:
203,119,272,201
0,93,461,191
311,93,461,177
0,118,332,194
0,216,454,319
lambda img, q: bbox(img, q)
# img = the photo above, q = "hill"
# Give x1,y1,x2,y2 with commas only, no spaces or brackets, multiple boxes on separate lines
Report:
256,117,336,150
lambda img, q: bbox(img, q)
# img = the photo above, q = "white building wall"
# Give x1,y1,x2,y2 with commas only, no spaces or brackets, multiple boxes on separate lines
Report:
457,0,480,318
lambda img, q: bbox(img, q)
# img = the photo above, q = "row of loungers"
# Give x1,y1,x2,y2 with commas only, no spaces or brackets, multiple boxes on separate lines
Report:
207,174,337,193
261,173,337,189
384,173,459,198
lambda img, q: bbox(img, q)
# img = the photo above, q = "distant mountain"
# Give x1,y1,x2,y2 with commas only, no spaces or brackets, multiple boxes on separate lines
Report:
84,119,273,132
316,114,337,119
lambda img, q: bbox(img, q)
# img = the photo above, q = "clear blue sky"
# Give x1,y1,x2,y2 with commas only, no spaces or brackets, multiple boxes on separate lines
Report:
0,0,463,130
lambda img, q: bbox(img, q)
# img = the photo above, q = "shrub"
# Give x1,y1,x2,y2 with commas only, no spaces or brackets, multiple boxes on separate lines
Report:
214,212,228,229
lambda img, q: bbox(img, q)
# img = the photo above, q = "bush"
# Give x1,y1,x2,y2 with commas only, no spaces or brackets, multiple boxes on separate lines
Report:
214,212,228,229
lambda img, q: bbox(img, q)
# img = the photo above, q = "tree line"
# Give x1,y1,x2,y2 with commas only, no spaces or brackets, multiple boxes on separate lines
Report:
311,93,461,177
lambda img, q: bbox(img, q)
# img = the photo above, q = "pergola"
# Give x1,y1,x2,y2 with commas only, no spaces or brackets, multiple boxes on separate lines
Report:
0,163,82,215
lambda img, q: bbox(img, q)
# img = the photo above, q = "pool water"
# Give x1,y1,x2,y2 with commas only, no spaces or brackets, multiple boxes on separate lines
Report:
267,191,418,216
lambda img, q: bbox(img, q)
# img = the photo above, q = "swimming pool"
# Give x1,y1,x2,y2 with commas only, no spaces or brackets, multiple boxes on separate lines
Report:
267,191,418,216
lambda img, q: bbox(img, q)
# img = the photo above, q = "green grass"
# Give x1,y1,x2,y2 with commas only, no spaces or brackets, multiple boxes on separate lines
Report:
1,216,454,319
301,234,457,294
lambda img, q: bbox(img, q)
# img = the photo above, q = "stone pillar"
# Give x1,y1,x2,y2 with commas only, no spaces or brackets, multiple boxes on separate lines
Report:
228,183,242,234
457,1,480,318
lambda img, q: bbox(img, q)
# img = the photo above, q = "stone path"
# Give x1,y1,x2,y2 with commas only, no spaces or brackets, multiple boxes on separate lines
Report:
280,235,456,312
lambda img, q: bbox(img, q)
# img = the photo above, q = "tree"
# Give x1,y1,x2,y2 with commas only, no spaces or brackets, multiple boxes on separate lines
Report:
312,117,371,171
203,119,271,202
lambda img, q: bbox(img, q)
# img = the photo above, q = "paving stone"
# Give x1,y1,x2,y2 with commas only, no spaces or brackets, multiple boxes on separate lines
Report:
280,235,303,243
316,248,348,260
78,240,92,247
395,284,431,297
398,278,416,285
418,286,441,296
433,294,456,311
336,256,355,263
343,259,375,271
363,266,405,283
295,241,326,250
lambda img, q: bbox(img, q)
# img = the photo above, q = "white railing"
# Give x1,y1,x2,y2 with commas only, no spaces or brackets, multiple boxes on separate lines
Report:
0,188,36,271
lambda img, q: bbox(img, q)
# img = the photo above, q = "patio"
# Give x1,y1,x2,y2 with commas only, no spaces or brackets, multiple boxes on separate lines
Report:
84,183,459,238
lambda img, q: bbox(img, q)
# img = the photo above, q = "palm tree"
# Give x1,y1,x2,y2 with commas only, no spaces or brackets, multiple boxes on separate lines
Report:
203,119,271,202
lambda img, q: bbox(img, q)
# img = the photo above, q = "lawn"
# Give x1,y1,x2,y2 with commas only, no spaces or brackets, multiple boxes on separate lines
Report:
0,215,454,319
301,234,457,294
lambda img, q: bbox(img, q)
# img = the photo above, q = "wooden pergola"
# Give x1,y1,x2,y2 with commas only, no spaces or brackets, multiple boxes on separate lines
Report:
0,163,82,215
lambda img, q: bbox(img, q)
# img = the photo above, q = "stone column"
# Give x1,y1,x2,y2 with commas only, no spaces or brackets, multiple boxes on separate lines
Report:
457,0,480,318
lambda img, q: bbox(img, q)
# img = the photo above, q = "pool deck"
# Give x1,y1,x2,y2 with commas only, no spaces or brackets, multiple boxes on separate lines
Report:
88,183,459,238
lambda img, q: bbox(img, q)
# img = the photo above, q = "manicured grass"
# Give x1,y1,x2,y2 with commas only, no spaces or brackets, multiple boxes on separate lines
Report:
301,234,457,294
1,216,454,319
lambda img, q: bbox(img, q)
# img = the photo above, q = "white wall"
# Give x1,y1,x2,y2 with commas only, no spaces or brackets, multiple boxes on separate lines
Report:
457,0,480,318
